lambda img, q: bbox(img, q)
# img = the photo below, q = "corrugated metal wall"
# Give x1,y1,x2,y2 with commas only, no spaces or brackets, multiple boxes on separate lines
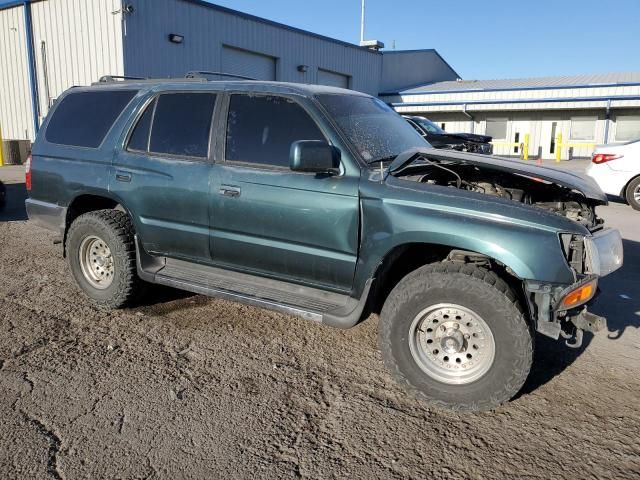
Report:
0,5,34,140
380,51,459,94
122,0,382,95
30,0,124,123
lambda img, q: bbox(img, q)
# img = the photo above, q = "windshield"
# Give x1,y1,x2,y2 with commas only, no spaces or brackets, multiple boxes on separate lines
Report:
413,117,445,134
317,94,430,163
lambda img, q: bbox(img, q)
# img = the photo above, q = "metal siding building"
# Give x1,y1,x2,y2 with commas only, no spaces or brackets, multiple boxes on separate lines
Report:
0,4,34,140
122,0,383,95
0,0,458,150
382,74,640,160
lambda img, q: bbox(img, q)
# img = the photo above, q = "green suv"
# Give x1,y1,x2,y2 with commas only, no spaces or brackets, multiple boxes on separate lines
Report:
26,78,623,410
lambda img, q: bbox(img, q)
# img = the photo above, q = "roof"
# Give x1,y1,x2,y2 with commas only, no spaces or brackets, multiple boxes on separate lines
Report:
383,72,640,95
380,48,461,83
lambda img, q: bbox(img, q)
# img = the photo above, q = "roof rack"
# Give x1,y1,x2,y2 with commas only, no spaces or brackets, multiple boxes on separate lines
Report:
98,75,147,83
185,70,256,81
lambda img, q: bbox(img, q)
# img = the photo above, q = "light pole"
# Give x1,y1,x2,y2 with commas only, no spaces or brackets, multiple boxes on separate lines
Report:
360,0,365,43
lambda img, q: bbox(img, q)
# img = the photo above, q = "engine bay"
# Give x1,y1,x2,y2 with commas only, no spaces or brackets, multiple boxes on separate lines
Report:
398,160,602,229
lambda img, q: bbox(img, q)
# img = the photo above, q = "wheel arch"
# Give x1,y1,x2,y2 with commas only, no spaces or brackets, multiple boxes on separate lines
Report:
621,173,640,201
363,241,527,316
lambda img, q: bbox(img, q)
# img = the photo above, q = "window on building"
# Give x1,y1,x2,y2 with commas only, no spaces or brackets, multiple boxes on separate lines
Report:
149,93,216,158
485,118,507,140
615,116,640,142
570,117,596,141
45,90,137,148
225,95,325,167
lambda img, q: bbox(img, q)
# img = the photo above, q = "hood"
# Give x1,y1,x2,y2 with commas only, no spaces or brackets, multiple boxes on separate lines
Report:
387,147,608,203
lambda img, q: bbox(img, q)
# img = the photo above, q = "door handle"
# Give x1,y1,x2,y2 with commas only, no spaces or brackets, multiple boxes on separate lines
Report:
219,185,241,198
115,171,132,183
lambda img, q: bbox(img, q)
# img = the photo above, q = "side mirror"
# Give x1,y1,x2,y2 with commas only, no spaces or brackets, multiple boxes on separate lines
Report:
290,140,341,174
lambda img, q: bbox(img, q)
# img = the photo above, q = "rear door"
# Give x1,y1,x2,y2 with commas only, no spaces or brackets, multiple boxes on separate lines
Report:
111,91,217,262
209,93,360,291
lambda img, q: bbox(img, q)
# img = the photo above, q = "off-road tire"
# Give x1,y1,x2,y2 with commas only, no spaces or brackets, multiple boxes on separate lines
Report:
624,176,640,211
379,262,533,411
66,209,140,308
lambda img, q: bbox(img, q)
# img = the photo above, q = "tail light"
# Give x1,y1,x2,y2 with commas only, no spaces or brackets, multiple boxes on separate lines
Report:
25,154,32,191
591,153,622,164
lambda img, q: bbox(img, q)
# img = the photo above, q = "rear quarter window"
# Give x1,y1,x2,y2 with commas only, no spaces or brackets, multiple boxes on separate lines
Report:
45,90,137,148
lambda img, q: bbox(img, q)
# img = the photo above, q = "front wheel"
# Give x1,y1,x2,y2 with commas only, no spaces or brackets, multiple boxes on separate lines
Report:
379,263,533,411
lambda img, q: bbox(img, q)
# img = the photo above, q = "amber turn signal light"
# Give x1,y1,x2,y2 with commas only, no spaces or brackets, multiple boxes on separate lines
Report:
559,279,597,309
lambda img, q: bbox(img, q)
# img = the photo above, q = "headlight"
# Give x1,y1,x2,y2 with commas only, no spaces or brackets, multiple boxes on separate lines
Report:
584,229,623,277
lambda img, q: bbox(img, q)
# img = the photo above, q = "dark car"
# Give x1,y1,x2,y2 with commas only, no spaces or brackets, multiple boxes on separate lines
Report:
404,115,493,154
25,77,622,411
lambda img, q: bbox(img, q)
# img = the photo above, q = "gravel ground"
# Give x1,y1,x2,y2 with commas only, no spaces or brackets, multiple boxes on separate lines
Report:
1,162,639,479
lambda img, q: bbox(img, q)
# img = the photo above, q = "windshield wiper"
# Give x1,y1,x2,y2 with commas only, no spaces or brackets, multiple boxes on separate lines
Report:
366,155,397,165
386,147,434,174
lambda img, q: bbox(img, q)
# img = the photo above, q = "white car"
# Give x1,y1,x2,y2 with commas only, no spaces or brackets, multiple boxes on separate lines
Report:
586,139,640,210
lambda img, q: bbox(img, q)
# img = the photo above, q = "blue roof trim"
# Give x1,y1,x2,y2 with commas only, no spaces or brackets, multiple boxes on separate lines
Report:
391,95,640,108
0,0,28,10
23,0,39,134
381,81,640,96
180,0,381,55
382,48,438,54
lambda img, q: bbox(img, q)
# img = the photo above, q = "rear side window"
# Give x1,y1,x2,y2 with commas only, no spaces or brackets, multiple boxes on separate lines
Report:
225,95,325,167
127,99,155,151
45,90,137,148
149,93,216,158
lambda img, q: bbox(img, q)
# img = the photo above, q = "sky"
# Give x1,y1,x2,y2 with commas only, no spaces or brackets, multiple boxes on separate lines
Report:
208,0,640,80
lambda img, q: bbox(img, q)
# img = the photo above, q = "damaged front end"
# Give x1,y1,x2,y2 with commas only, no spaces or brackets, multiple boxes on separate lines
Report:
385,148,623,347
525,228,623,347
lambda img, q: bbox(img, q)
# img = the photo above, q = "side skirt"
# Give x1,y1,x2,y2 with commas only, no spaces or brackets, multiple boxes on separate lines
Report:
135,236,371,329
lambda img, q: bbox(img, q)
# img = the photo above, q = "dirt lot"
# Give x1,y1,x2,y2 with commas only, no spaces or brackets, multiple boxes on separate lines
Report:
1,162,639,479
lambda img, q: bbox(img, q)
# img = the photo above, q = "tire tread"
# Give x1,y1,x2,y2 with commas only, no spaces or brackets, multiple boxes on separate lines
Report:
378,262,533,411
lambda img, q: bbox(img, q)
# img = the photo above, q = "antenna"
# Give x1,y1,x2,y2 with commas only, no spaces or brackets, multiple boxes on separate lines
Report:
360,0,365,43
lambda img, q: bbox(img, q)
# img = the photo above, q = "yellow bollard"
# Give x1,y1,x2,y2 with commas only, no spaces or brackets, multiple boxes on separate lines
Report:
555,133,562,162
523,133,529,160
0,124,4,167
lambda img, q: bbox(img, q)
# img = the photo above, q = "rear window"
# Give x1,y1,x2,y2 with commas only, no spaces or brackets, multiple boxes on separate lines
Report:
45,90,137,148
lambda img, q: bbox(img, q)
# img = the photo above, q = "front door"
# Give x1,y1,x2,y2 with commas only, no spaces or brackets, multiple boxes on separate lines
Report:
210,93,360,292
111,91,217,262
540,117,560,160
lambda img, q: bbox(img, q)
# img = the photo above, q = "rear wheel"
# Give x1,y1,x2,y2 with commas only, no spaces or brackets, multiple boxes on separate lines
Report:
379,262,533,411
66,209,141,308
624,176,640,211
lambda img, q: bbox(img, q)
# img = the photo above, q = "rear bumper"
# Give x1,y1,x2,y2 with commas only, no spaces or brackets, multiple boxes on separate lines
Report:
25,198,66,235
586,162,633,197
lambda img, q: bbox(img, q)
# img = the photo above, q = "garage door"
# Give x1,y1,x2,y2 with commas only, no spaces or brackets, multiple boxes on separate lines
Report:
221,46,276,80
317,69,349,89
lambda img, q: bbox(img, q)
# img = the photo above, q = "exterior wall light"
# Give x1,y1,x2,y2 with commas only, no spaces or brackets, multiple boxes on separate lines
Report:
168,34,184,44
297,65,309,73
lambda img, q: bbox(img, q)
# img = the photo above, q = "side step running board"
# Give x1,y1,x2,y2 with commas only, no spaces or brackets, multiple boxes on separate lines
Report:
134,236,372,329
